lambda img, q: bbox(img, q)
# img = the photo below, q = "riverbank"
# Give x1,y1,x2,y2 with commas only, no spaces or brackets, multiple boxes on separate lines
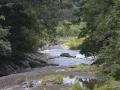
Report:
0,65,119,90
0,44,119,90
0,53,49,76
0,66,101,90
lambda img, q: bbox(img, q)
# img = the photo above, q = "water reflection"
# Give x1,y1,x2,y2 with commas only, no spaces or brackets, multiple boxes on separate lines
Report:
22,75,103,90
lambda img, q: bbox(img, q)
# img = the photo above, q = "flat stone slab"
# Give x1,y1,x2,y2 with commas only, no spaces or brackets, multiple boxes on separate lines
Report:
0,66,97,90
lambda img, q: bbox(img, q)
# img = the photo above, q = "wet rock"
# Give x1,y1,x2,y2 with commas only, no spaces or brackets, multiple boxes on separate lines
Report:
0,52,49,76
48,77,56,82
25,53,48,68
78,77,104,90
116,86,120,90
60,53,73,57
0,60,31,76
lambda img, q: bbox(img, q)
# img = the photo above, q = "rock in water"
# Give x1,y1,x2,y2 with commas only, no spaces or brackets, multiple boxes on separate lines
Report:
60,53,72,57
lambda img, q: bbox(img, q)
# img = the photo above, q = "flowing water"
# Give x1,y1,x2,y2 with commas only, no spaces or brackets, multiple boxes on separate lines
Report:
40,45,93,66
1,45,102,90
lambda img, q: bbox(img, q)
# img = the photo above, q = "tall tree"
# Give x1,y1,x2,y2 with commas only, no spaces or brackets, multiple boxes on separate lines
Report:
77,0,120,78
0,3,39,59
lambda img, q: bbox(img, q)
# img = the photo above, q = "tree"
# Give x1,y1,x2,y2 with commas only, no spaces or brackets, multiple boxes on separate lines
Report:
77,0,120,78
0,3,40,59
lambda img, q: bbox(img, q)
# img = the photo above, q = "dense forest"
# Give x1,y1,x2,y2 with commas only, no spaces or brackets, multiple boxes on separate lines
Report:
0,0,75,57
0,0,120,89
0,0,77,76
77,0,120,78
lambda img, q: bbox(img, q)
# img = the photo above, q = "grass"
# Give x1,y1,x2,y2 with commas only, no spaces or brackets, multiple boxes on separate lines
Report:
41,74,53,85
41,74,63,85
70,64,100,73
70,81,82,90
41,65,120,90
65,37,85,50
71,64,120,90
94,76,119,90
53,74,63,84
57,36,85,50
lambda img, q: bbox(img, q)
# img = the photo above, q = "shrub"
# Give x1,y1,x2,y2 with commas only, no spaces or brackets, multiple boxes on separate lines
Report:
94,76,119,90
66,37,85,50
41,75,53,85
71,64,99,73
70,81,82,90
53,74,63,84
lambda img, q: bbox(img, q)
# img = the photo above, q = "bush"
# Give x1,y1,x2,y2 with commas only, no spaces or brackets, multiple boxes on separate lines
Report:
41,75,53,85
0,28,11,56
70,64,101,74
0,40,11,56
94,76,119,90
53,74,63,84
66,37,85,50
70,81,82,90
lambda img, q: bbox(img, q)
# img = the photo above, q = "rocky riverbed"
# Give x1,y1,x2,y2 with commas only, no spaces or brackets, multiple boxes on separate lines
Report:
40,44,93,66
0,53,49,76
0,66,103,90
0,45,98,90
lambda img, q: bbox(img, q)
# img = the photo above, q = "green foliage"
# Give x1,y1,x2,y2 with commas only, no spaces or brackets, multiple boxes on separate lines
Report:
41,75,53,85
53,74,63,84
0,15,5,20
56,21,86,37
70,81,82,90
66,37,85,50
80,37,103,56
79,0,120,55
0,27,11,56
71,64,100,74
0,40,11,56
0,3,39,56
0,0,82,62
94,76,119,90
41,74,63,85
76,0,120,78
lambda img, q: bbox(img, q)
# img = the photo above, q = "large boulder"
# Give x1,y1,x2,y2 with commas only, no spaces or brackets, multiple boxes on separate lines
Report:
0,53,48,76
60,53,72,57
25,53,48,68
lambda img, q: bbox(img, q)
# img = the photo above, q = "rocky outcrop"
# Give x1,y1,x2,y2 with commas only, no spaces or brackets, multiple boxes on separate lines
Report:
0,53,48,76
25,53,48,68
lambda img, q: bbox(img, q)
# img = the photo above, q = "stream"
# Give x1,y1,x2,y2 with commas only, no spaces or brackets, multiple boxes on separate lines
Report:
0,45,103,90
40,44,93,67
